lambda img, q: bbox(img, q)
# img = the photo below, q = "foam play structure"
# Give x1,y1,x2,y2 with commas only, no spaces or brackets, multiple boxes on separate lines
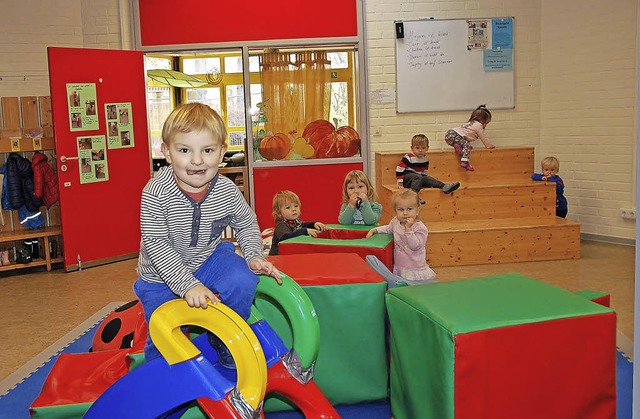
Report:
31,250,617,418
31,275,339,418
385,273,617,419
85,299,268,418
263,252,388,411
277,224,395,271
90,299,147,352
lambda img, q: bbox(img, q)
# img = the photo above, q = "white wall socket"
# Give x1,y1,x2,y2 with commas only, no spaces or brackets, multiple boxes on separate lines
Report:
620,208,636,220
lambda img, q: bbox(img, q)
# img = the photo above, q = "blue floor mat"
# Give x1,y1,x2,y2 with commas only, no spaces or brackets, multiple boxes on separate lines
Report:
0,321,633,419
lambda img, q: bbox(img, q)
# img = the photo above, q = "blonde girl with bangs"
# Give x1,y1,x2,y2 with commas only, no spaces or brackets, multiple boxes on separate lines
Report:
338,170,382,226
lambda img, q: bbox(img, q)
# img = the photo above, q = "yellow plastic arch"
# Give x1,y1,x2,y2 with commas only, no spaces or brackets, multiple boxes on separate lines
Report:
149,300,267,410
255,274,321,369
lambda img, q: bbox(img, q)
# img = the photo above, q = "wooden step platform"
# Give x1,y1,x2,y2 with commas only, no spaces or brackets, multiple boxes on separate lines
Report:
375,147,535,188
426,217,580,267
374,147,580,267
381,183,557,224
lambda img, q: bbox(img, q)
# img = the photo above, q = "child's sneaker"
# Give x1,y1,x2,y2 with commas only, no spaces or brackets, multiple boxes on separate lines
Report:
461,162,475,171
207,333,236,369
442,182,460,194
16,247,32,264
453,143,463,156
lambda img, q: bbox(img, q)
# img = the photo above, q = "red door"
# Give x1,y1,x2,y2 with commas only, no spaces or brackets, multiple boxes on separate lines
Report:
48,47,150,271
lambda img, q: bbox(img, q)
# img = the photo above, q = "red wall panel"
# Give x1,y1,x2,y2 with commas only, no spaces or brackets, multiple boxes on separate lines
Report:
253,163,362,231
138,0,358,47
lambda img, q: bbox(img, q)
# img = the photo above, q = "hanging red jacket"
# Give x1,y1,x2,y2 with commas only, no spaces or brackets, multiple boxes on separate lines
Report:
31,152,60,208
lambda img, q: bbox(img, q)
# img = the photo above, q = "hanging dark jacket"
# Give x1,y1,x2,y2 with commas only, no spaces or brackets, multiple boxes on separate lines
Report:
5,153,42,212
32,152,60,208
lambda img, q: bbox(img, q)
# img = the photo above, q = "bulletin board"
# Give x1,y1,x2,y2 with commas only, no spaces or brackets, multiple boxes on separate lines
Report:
395,17,515,113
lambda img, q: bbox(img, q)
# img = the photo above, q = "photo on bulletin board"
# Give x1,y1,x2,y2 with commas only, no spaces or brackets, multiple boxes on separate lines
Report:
77,135,109,184
104,102,135,149
66,83,99,131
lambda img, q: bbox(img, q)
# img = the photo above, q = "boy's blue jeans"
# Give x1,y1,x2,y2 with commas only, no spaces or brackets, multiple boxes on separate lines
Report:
133,241,259,362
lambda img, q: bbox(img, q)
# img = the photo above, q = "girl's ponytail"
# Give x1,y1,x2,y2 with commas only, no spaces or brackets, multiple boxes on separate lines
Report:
470,104,492,123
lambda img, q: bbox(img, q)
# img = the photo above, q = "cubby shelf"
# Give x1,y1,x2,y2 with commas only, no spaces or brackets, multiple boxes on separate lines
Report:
0,226,62,272
0,137,55,153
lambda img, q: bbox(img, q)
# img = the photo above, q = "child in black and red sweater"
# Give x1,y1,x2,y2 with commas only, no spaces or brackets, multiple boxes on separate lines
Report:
396,134,460,204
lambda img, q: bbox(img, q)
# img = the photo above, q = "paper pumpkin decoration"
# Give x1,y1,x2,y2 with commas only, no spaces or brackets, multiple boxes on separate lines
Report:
259,132,292,160
302,120,360,159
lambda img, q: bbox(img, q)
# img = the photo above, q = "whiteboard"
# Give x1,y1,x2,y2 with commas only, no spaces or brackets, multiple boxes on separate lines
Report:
395,18,514,113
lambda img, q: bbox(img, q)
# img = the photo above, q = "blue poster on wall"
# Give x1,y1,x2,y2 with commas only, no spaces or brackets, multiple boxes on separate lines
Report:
483,48,513,71
492,18,513,49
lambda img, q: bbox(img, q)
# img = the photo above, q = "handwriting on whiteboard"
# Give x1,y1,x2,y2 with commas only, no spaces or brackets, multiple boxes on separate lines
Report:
405,29,453,69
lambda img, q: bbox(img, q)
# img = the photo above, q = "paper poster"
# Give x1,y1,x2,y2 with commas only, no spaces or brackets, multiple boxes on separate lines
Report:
369,88,395,105
105,103,134,149
467,19,489,50
483,48,513,71
77,135,109,184
67,83,99,131
492,18,514,49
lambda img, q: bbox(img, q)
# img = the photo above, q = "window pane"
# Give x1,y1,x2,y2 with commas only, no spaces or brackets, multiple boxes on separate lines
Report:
146,56,171,70
228,131,246,148
329,82,349,129
183,57,221,75
224,56,242,73
185,88,222,114
147,87,172,159
248,56,260,72
226,85,245,127
328,52,348,69
249,84,263,117
224,56,261,73
251,47,359,162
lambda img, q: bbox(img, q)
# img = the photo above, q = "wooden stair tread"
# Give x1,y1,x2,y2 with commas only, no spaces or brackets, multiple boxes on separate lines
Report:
376,146,535,187
427,217,579,232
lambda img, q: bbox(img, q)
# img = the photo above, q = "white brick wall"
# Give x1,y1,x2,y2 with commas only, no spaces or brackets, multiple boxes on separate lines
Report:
366,0,638,241
539,0,637,240
81,0,130,49
0,0,83,96
0,0,132,97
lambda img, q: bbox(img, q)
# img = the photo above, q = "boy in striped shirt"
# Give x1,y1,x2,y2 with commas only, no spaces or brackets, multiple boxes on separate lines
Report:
134,103,281,365
396,134,460,204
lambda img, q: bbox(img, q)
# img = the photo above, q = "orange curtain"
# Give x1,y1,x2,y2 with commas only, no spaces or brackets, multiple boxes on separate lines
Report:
261,50,331,137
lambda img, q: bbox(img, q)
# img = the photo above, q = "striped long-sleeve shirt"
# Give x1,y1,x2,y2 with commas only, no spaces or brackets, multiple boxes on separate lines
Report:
136,166,264,297
395,153,430,183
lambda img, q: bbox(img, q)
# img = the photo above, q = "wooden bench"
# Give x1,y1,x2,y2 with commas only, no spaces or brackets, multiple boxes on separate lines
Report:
374,147,580,267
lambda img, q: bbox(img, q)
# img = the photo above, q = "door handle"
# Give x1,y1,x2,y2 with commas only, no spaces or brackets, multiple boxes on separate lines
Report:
60,155,79,163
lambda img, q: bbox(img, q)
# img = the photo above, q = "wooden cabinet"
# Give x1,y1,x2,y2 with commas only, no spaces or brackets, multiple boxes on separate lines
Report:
0,96,63,272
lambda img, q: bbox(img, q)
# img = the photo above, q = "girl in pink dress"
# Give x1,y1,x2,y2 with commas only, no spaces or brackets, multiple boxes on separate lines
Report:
366,189,436,283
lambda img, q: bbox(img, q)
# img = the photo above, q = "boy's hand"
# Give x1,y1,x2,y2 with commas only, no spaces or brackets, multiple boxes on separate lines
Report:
184,284,219,309
486,144,496,149
366,228,376,238
307,229,319,238
397,183,404,189
542,176,548,181
314,222,327,231
249,257,282,285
